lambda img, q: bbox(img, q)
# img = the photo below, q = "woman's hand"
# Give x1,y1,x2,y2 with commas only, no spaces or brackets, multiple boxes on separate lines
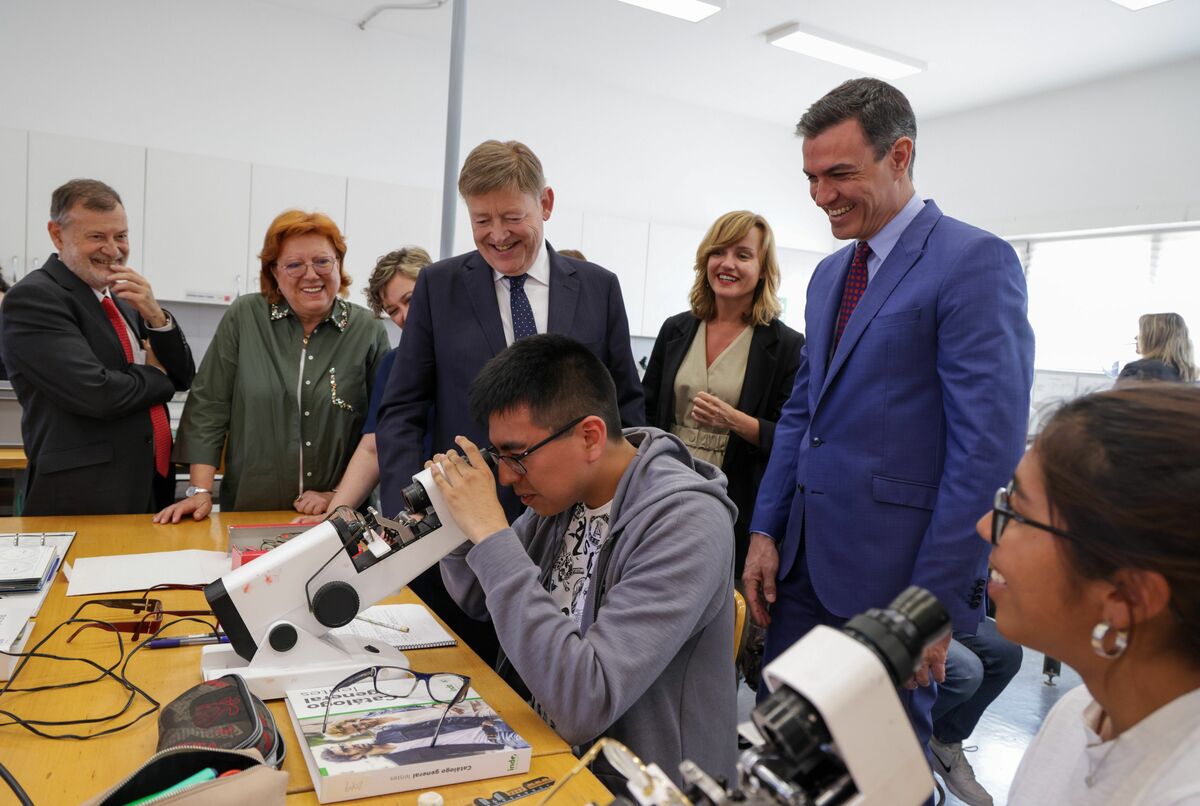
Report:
691,392,760,445
294,490,336,515
153,493,212,524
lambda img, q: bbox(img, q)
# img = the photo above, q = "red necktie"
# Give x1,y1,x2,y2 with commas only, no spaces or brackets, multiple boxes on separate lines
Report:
834,241,871,348
101,296,172,477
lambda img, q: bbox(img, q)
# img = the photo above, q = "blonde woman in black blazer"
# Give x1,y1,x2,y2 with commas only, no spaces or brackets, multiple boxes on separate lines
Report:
642,211,804,577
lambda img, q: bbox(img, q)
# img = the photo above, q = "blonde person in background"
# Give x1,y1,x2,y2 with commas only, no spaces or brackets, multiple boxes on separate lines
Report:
1118,312,1196,383
154,210,390,522
641,211,804,581
294,247,432,523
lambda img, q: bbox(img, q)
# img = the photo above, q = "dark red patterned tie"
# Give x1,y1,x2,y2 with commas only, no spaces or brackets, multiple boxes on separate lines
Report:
834,241,871,348
101,296,172,477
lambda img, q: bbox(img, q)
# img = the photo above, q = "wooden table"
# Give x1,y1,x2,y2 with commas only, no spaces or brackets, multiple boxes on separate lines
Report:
0,448,25,470
0,512,610,805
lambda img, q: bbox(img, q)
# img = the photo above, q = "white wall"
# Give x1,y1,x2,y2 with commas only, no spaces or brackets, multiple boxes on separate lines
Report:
918,56,1200,237
0,0,830,254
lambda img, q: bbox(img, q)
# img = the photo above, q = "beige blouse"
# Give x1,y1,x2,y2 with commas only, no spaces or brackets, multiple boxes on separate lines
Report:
671,321,753,467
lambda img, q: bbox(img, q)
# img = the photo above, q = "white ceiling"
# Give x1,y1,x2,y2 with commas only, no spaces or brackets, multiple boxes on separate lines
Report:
262,0,1200,125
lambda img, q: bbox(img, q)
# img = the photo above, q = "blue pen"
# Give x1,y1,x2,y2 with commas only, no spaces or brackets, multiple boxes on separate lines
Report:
146,633,229,649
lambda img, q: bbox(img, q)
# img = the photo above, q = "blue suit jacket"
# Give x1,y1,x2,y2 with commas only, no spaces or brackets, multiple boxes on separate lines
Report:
376,244,645,516
750,201,1034,633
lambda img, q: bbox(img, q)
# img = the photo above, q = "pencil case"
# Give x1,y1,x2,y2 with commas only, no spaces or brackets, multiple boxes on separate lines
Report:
83,746,286,806
156,673,285,768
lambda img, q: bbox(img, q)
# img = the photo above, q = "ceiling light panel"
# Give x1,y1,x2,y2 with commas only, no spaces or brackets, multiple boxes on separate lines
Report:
767,23,925,80
1108,0,1174,8
614,0,723,23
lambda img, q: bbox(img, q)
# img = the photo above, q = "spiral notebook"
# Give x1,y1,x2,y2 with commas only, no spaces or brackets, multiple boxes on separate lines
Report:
330,603,457,650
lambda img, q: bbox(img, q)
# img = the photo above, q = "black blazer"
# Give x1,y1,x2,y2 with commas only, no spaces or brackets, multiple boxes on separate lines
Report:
376,244,645,519
642,312,804,575
0,255,195,515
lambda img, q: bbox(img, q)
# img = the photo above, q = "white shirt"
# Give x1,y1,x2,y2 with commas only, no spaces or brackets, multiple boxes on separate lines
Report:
492,242,550,345
1008,683,1200,805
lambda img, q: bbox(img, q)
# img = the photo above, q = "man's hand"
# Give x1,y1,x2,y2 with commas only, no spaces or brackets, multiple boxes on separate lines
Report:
904,632,951,689
294,490,335,515
110,267,168,328
743,533,780,627
426,436,509,544
153,493,212,524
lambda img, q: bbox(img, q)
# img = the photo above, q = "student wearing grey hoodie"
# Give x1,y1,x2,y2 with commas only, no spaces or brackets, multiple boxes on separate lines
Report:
426,334,737,790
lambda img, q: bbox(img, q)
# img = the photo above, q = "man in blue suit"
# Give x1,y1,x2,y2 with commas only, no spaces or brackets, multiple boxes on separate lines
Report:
742,79,1034,775
376,139,644,662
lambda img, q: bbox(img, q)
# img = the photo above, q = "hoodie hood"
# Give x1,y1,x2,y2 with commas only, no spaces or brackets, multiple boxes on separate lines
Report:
609,427,738,533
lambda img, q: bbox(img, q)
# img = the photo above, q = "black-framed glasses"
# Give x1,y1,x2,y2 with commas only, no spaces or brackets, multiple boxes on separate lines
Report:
321,666,470,747
991,481,1078,545
484,415,587,476
279,256,337,277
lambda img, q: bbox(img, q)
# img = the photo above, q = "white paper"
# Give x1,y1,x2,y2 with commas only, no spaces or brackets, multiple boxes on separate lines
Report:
66,549,231,596
0,600,37,648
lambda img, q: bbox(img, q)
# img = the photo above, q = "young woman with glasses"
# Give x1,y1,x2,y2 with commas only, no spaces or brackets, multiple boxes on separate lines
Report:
987,384,1200,805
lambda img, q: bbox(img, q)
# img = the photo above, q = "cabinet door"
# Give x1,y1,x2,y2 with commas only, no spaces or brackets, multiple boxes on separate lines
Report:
343,178,437,302
143,149,251,304
247,165,347,294
643,223,705,338
580,213,649,336
0,128,26,286
25,132,146,279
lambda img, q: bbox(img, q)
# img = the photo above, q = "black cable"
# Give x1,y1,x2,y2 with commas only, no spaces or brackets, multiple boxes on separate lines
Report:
0,757,34,806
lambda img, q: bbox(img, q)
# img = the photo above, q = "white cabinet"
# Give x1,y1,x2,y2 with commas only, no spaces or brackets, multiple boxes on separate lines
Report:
247,164,347,294
343,178,437,302
0,128,26,286
642,222,705,338
580,213,650,336
25,132,146,279
143,149,251,304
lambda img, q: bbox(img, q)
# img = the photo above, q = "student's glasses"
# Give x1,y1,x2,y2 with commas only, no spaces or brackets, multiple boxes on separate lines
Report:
483,415,586,476
991,481,1078,545
321,666,470,747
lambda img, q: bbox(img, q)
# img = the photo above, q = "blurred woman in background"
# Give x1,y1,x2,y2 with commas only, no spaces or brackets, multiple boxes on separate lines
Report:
642,210,804,579
987,385,1200,804
1119,312,1195,383
155,210,390,522
295,247,432,523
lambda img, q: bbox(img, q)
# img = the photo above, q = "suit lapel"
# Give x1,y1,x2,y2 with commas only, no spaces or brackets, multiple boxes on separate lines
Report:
45,256,129,364
546,245,580,335
462,252,507,356
736,321,778,416
658,316,700,425
807,247,853,398
818,201,942,402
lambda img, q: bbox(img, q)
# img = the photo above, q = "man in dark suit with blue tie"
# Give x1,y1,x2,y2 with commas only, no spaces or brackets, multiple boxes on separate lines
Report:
376,139,644,661
742,79,1034,782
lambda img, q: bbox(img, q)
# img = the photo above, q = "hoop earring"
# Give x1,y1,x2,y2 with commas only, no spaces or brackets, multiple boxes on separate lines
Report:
1091,620,1129,659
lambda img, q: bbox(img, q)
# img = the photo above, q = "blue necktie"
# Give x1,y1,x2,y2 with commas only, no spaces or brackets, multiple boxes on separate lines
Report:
509,274,537,341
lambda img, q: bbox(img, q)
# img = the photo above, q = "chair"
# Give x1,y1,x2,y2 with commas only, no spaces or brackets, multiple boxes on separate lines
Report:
733,589,748,665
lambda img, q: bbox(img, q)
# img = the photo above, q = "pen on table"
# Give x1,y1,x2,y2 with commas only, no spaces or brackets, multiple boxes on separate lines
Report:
355,615,409,633
146,633,230,649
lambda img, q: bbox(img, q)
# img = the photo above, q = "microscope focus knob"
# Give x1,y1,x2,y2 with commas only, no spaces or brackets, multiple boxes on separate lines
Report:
268,623,297,652
312,580,360,628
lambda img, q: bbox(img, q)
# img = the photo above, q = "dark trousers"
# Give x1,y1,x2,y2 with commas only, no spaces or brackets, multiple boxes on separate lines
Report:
932,619,1022,744
761,543,936,804
409,564,500,667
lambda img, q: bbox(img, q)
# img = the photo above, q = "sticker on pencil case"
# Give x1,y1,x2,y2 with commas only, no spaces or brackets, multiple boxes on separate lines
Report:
473,776,555,805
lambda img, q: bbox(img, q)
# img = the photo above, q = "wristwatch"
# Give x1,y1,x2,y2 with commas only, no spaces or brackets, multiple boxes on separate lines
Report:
185,485,212,498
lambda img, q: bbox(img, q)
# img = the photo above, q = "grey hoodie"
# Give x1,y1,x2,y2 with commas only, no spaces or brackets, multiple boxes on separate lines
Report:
441,427,738,788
